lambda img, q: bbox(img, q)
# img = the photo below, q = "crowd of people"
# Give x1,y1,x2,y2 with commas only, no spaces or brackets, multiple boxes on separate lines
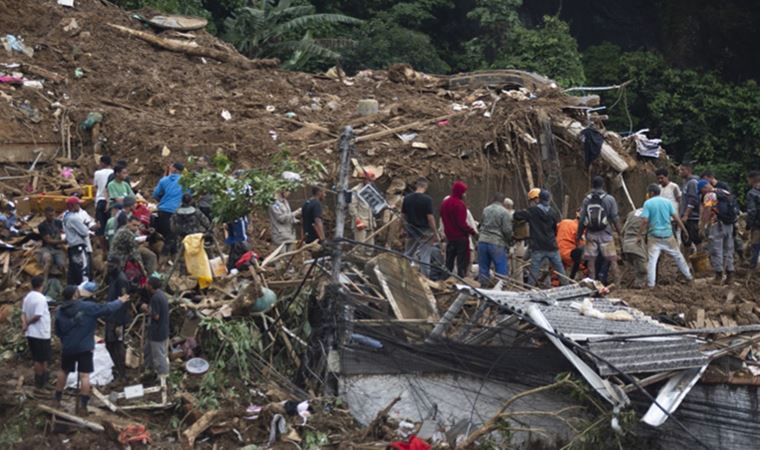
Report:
18,153,760,416
395,163,759,290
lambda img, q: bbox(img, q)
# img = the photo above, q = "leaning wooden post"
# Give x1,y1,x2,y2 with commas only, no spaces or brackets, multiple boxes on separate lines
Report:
331,126,354,283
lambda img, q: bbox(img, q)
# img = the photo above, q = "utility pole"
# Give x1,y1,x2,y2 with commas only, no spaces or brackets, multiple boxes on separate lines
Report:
331,126,354,283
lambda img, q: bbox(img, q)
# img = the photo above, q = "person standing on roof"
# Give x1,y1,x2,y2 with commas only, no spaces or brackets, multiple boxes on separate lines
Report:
440,180,478,278
54,284,130,415
22,276,51,390
63,196,92,285
638,183,693,288
514,189,567,286
349,170,378,256
678,162,702,252
153,162,186,256
577,176,622,286
402,177,440,278
93,155,114,251
477,193,512,286
699,180,738,284
107,165,135,209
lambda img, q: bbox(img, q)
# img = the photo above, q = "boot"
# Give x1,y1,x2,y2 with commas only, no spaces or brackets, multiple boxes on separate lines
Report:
713,272,723,284
34,374,44,389
76,395,90,417
725,271,734,285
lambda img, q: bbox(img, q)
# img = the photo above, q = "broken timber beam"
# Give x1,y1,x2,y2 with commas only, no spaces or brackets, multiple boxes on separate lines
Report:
107,24,278,70
37,404,105,432
553,117,630,173
426,293,469,343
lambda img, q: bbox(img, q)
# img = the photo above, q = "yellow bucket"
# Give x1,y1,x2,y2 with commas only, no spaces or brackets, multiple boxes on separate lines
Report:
689,251,711,276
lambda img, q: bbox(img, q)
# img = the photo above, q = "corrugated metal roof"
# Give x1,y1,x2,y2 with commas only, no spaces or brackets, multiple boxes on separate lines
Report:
588,339,708,375
469,286,708,375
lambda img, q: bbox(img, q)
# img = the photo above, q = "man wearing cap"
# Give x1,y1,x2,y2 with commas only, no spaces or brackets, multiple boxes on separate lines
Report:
349,170,378,256
514,189,567,286
153,163,186,256
63,196,93,285
54,284,130,415
269,184,300,252
440,180,478,278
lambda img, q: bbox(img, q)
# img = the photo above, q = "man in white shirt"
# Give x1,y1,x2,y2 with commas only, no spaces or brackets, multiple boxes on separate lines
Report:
22,276,51,389
656,168,681,212
93,155,114,250
656,168,682,238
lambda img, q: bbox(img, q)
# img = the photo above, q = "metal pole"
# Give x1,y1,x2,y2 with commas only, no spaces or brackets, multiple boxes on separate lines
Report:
331,126,354,283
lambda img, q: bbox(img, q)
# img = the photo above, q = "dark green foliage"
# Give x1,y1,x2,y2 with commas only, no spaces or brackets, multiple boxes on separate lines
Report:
585,43,760,195
493,15,585,87
341,18,450,74
223,0,361,69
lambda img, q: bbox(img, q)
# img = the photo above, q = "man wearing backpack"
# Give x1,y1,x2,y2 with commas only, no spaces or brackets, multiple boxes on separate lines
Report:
747,170,760,271
577,176,622,285
699,180,737,284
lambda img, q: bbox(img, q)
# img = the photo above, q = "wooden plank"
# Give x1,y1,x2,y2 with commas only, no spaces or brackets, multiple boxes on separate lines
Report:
91,387,118,412
37,404,105,432
369,253,439,321
696,309,706,328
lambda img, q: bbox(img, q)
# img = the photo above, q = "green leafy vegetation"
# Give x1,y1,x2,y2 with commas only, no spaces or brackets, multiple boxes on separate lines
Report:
181,152,326,223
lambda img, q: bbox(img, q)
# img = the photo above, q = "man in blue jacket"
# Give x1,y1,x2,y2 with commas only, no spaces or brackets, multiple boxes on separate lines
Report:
153,162,185,256
54,284,130,415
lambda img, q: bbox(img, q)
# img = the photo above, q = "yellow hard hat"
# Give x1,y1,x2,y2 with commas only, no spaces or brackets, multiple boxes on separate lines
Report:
527,188,541,201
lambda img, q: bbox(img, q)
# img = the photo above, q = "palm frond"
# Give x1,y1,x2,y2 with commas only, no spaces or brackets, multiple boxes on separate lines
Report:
272,13,363,36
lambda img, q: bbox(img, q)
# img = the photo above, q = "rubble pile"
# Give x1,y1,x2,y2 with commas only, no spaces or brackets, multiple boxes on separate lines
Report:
1,1,760,449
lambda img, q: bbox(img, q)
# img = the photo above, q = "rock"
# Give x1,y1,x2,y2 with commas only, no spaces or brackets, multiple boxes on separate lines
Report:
357,99,379,116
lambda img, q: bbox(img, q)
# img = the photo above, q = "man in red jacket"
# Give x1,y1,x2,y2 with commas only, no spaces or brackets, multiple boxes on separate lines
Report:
440,180,478,277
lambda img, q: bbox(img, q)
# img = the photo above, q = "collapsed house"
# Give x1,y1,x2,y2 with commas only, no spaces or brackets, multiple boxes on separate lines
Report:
2,0,760,448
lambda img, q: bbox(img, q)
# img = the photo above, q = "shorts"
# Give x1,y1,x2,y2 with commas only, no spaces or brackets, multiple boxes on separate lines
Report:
584,232,618,261
683,220,702,246
37,247,66,268
144,339,169,375
28,337,51,363
61,351,94,373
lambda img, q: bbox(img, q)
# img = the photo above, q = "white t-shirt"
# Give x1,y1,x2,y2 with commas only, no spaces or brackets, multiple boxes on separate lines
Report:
22,291,51,339
94,167,114,202
660,182,681,212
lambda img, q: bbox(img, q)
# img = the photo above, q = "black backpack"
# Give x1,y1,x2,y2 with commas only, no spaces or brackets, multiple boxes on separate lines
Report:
585,193,609,232
715,188,739,225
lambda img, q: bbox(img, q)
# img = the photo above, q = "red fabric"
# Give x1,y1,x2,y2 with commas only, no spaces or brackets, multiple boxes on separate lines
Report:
124,260,146,286
388,436,431,450
132,204,152,227
440,181,475,241
235,250,260,269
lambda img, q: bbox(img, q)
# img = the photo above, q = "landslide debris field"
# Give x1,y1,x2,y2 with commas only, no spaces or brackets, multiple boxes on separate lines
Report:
2,0,759,331
2,1,760,448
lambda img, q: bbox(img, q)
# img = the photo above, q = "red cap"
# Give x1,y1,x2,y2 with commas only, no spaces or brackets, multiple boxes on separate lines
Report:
65,196,83,205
